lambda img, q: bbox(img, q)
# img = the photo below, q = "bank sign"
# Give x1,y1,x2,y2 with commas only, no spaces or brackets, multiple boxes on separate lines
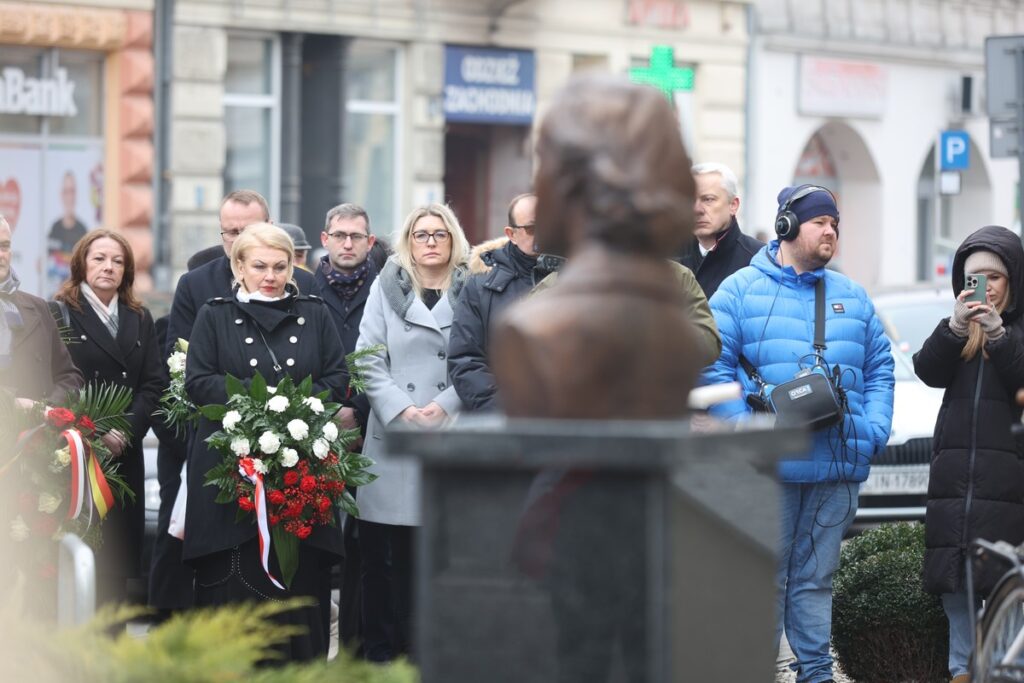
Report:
443,46,535,125
0,65,77,117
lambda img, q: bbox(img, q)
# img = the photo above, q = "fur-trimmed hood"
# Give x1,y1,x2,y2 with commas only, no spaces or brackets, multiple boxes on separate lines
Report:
378,256,467,319
469,236,510,274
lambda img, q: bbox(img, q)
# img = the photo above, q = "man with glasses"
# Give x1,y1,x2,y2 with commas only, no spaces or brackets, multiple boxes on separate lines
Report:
448,192,553,412
313,202,380,653
165,190,316,356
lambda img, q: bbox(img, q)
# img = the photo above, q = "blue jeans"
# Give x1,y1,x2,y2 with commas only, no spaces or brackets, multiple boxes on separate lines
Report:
775,481,859,683
942,591,981,677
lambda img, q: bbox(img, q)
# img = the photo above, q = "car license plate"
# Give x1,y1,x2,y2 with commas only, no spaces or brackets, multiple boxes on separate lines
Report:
860,465,930,495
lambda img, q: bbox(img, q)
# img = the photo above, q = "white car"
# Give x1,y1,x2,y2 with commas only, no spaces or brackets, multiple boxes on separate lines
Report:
856,344,943,522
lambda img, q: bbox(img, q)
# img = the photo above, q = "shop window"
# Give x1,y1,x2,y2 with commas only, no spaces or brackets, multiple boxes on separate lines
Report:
224,35,279,214
345,41,400,234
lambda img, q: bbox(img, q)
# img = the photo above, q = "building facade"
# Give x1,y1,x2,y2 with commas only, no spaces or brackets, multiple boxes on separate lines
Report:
167,0,752,275
749,0,1024,289
0,0,155,296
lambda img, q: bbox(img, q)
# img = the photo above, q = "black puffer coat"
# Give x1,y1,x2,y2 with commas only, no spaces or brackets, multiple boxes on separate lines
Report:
914,225,1024,595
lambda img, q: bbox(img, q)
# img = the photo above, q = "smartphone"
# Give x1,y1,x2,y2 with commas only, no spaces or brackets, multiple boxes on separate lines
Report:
964,273,988,303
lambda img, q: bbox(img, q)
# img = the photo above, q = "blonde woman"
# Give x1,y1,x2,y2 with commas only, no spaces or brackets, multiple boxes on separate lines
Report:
184,223,348,661
355,203,469,661
914,225,1024,683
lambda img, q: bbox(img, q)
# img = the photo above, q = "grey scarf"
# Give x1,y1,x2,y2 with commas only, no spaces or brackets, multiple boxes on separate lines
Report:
379,257,467,319
81,283,119,339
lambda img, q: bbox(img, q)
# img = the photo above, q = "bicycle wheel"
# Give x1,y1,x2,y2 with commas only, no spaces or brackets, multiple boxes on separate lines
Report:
976,574,1024,683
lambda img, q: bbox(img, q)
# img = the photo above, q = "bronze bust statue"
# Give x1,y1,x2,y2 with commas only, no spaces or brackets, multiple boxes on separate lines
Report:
492,74,702,419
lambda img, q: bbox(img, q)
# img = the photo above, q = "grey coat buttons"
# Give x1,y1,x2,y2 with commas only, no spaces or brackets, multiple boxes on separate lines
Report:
80,335,87,341
289,336,298,343
297,317,305,326
235,318,243,325
250,358,258,367
286,358,295,367
245,337,254,344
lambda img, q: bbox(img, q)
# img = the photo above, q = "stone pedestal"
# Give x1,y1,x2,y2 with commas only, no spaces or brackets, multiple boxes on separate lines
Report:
386,417,806,683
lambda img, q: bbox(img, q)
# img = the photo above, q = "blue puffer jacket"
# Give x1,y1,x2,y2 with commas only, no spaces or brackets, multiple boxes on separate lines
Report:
703,241,895,483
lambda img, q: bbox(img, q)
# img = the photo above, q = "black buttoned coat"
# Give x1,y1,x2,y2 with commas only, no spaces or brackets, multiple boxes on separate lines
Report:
313,261,377,430
166,255,317,357
183,292,348,562
56,298,163,591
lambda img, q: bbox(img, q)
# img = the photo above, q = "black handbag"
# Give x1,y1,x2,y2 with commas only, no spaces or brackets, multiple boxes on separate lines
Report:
738,278,844,430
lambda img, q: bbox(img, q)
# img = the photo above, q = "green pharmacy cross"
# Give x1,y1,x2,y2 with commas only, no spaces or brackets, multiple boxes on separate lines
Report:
629,45,694,100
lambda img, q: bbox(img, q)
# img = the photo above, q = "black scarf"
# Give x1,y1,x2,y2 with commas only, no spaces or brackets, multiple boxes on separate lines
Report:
508,242,538,276
320,256,370,300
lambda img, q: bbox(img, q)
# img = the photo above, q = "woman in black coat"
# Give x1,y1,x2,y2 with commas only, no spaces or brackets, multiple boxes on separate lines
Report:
52,229,163,607
914,224,1024,682
184,223,348,662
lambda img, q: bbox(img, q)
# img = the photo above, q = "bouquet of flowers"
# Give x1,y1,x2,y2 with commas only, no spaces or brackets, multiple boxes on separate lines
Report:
199,372,376,588
155,338,196,436
1,383,135,554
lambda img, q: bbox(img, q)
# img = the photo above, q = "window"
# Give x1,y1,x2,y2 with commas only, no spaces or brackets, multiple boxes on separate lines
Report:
223,35,280,215
345,42,400,234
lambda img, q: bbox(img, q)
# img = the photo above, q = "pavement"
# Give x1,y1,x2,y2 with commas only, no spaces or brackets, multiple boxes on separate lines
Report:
775,636,851,683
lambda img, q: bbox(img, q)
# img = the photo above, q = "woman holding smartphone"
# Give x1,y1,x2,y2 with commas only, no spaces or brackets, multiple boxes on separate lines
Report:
914,224,1024,683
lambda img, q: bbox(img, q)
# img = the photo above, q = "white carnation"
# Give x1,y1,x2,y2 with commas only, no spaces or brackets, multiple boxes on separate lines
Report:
322,421,339,441
267,395,290,413
9,515,29,542
222,410,242,432
38,492,62,514
303,397,325,414
167,351,186,374
287,419,309,440
54,446,71,467
251,458,268,475
258,431,281,454
267,386,277,394
280,448,299,468
312,438,330,460
230,437,250,457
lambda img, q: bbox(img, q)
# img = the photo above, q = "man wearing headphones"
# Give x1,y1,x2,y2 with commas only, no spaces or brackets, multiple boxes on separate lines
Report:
703,185,895,683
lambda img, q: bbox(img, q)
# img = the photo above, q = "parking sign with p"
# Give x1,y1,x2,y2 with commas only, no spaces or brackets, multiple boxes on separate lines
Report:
940,130,970,171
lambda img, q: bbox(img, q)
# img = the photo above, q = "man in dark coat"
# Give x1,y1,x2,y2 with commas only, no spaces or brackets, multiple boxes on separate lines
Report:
165,190,316,356
448,193,551,412
676,162,763,299
0,216,82,404
313,202,379,651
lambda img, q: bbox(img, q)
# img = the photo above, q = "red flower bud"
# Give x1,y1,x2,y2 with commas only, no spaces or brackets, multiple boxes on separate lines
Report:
300,475,317,493
76,416,96,435
283,471,300,487
296,525,313,540
238,496,255,512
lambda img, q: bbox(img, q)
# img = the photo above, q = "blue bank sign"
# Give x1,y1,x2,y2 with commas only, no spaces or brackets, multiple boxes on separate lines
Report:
443,45,535,125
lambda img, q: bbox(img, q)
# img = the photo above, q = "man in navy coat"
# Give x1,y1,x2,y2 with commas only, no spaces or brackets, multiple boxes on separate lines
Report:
165,189,317,356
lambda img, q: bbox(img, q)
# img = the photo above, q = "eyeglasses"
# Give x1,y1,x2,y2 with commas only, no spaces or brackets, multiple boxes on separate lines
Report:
220,228,244,239
326,231,369,243
412,230,450,244
511,223,535,235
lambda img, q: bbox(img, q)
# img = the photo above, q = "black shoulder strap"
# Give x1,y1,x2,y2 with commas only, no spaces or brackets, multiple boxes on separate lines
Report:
814,277,826,353
739,277,827,384
47,300,70,329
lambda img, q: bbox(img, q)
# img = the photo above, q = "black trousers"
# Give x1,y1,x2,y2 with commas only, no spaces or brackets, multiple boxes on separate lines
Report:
193,539,333,663
357,520,413,662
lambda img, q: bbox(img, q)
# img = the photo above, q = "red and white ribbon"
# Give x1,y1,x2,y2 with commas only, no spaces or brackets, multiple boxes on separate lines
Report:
238,458,285,590
65,429,88,522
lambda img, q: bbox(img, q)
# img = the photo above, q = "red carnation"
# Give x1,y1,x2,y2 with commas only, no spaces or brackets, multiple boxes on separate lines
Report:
46,407,75,429
268,490,286,506
295,525,313,540
283,471,300,487
317,496,331,513
283,502,303,519
300,475,317,493
238,496,255,512
76,415,96,435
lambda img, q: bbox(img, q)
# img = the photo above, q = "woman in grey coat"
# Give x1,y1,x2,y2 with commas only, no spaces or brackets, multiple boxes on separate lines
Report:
355,203,468,661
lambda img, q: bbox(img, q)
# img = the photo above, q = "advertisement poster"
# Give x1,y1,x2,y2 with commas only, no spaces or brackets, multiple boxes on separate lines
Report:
43,142,103,296
0,139,44,296
0,139,102,297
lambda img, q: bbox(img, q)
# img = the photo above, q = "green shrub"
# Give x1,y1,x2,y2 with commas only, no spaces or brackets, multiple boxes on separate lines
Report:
0,600,418,683
832,521,948,683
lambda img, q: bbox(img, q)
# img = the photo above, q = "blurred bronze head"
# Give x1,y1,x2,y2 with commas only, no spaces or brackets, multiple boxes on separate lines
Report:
533,74,695,258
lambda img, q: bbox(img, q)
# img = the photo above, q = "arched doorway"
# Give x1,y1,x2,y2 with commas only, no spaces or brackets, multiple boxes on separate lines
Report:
916,136,992,281
792,123,882,288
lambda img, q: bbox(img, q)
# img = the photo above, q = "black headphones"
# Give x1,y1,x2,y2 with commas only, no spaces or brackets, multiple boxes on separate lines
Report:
774,185,838,241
